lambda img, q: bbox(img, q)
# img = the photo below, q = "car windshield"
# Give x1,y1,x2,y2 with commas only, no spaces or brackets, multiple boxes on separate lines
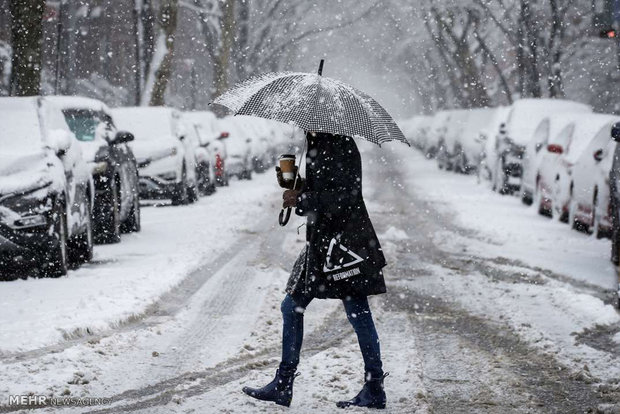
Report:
111,108,175,142
63,110,100,142
0,98,43,155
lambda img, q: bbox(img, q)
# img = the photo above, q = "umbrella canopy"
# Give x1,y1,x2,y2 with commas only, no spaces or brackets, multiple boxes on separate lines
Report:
212,70,408,147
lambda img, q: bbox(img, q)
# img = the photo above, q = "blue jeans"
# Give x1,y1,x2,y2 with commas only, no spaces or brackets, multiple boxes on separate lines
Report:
278,294,383,378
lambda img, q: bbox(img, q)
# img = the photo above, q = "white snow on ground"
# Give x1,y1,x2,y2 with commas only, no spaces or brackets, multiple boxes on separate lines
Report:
1,141,619,412
392,147,620,382
148,302,429,414
379,226,409,241
402,150,617,290
0,173,280,353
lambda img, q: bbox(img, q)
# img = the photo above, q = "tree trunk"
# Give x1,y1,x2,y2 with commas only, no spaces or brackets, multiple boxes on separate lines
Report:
9,0,44,96
519,0,541,98
213,0,235,98
234,0,250,80
142,0,178,106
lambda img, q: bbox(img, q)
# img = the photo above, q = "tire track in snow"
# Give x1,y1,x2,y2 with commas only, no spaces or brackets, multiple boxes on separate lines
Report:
0,215,277,365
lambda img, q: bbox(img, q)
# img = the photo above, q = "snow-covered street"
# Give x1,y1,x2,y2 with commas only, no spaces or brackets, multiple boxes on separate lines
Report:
1,143,619,413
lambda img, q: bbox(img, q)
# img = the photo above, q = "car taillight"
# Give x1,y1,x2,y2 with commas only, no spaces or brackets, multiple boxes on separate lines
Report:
215,154,223,170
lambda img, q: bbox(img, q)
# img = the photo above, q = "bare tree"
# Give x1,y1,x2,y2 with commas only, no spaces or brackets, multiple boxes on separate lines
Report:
423,4,490,108
142,0,179,106
213,0,234,97
9,0,44,96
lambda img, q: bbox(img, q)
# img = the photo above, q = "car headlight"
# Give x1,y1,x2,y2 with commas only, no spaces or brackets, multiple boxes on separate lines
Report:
0,184,53,228
13,214,47,229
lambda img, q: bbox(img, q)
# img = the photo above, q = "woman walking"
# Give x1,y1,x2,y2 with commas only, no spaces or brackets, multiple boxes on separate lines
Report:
242,132,388,409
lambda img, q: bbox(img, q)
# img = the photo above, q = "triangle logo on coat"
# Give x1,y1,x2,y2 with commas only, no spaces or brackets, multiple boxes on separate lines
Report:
323,237,364,273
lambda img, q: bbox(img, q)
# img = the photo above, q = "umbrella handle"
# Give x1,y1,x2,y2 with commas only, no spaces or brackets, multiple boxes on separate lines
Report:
279,207,292,226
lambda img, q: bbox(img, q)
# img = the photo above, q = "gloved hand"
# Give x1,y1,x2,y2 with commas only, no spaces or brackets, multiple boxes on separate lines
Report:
283,189,300,208
275,166,304,190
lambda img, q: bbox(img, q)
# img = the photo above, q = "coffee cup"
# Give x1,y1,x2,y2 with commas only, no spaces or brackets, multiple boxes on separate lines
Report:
279,154,296,182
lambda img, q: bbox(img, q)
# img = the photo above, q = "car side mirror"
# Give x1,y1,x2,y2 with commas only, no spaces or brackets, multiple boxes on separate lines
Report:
547,144,563,154
113,131,134,144
612,122,620,142
48,129,72,156
594,149,604,162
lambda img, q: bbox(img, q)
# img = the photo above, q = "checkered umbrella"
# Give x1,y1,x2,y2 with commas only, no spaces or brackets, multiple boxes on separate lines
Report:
212,62,408,147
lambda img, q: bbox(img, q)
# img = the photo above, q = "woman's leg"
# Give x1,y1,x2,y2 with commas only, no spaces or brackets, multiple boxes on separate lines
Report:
279,294,312,376
342,296,383,378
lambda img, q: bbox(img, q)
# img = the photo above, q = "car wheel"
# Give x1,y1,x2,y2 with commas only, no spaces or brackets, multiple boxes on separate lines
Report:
535,180,549,216
121,194,141,233
96,182,122,244
42,202,68,277
592,191,606,239
172,166,190,205
69,201,94,264
569,201,586,232
189,184,200,203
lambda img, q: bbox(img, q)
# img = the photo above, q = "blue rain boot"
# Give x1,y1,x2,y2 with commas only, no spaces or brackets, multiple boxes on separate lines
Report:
336,372,389,409
242,369,299,407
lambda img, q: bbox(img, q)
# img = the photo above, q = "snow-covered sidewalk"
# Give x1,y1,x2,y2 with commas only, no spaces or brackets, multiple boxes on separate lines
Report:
0,173,280,353
398,147,617,291
389,147,620,383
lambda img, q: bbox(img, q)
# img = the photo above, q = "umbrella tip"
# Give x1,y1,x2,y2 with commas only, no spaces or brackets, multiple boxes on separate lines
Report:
318,59,324,76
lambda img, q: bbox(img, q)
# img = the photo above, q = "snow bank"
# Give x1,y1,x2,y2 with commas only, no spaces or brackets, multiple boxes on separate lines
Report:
0,173,281,353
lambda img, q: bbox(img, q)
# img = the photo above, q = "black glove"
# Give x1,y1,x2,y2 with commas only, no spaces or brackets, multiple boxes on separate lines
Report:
283,189,300,208
275,166,304,190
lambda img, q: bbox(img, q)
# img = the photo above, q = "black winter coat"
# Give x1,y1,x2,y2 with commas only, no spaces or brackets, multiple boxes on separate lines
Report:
286,133,387,299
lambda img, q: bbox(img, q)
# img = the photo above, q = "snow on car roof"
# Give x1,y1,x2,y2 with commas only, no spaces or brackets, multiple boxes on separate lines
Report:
399,115,432,137
46,95,110,113
563,113,620,164
111,106,179,141
183,110,217,122
460,108,495,145
0,97,44,155
506,99,592,145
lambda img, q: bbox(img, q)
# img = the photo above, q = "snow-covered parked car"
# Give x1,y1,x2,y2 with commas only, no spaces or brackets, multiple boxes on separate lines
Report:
609,123,620,268
48,96,141,244
452,107,496,174
111,107,198,205
183,110,229,187
399,115,432,149
182,114,217,195
477,106,510,188
437,109,469,171
569,115,620,237
0,97,94,277
521,115,577,205
536,113,607,222
492,99,591,195
217,117,253,180
425,111,451,159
